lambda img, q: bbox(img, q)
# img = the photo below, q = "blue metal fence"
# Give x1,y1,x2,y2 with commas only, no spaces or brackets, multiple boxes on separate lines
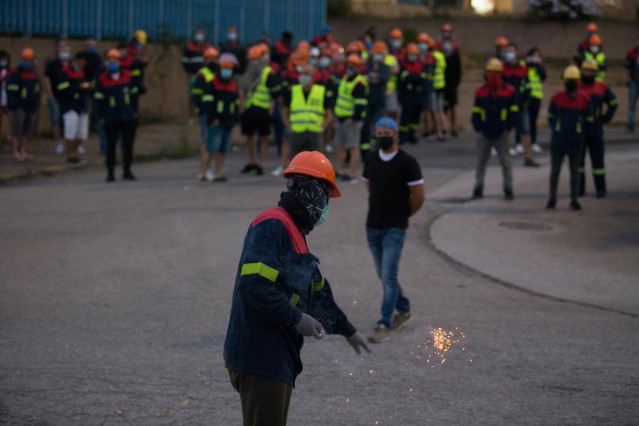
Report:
0,0,327,45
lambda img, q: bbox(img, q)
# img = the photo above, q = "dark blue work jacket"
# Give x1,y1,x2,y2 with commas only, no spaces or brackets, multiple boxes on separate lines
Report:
224,207,356,384
548,90,594,154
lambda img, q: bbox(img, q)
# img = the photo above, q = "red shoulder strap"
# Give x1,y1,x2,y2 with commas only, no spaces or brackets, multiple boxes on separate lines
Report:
252,207,308,254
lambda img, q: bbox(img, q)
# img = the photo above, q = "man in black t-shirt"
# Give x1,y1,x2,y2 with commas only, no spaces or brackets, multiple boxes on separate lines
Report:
362,117,425,344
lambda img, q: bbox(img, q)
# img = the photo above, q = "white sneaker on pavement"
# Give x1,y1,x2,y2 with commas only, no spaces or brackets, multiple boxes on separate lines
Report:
55,143,65,154
205,170,215,181
270,166,284,176
515,144,524,154
508,147,517,157
531,143,542,154
77,145,86,155
490,147,497,157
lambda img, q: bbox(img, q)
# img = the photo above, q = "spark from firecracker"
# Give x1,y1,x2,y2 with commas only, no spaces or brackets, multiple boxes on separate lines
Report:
411,327,468,367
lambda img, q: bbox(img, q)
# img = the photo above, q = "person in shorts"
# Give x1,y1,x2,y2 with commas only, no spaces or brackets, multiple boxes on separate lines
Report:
7,48,40,162
201,57,239,182
58,52,91,167
44,39,67,154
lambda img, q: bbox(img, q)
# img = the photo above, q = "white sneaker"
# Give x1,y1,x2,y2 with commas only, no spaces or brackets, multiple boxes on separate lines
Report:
508,147,517,157
325,144,335,154
515,144,524,154
77,145,86,155
205,170,215,181
490,147,497,157
270,165,284,176
55,143,64,154
531,143,542,154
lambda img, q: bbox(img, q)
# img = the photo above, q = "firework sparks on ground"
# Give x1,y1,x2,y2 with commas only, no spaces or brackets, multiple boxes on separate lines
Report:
410,327,468,368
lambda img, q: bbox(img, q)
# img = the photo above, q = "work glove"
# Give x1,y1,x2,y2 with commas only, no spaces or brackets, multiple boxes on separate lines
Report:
294,313,324,339
346,331,371,355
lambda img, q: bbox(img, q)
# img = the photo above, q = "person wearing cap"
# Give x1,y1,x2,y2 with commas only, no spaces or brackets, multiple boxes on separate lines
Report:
43,39,68,155
191,46,219,180
239,44,281,176
7,47,40,162
363,117,424,344
578,59,617,198
577,22,598,60
385,29,404,121
398,43,426,145
200,57,239,183
57,51,91,167
219,27,247,74
362,41,391,153
625,32,639,133
122,30,149,95
417,34,437,142
436,24,462,138
495,36,508,61
546,65,594,211
224,151,370,425
334,54,368,182
281,63,332,159
94,49,142,182
182,29,212,121
582,35,607,82
471,58,518,200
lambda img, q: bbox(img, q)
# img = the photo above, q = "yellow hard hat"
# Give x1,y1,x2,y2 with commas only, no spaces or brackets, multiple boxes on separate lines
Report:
581,59,599,71
562,65,581,80
485,57,503,72
134,29,147,44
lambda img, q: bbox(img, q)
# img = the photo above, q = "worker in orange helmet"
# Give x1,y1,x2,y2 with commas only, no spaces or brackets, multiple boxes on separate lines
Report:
182,28,212,122
398,43,426,144
436,24,462,137
362,41,392,154
191,47,219,180
334,54,368,182
577,22,598,59
495,36,508,61
582,34,607,82
224,151,369,426
417,34,437,141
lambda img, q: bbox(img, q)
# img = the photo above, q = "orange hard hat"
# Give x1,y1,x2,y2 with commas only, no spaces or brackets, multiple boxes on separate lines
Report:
296,40,310,52
586,22,598,33
389,28,403,39
426,36,436,48
330,42,343,52
346,41,360,54
247,45,263,60
21,47,35,60
283,151,341,198
258,42,270,54
442,23,452,33
372,41,387,54
203,47,219,59
588,34,602,46
346,53,362,67
354,40,365,52
290,50,309,66
495,36,508,47
406,43,419,55
417,32,430,43
321,48,333,58
106,48,122,59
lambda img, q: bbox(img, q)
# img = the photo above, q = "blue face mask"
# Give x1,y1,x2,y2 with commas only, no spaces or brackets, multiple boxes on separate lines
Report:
504,51,516,63
0,60,7,68
418,43,428,52
443,42,452,53
107,62,120,73
227,33,237,41
319,57,330,68
315,204,329,226
194,33,204,42
59,52,70,61
309,58,317,67
373,53,384,62
20,60,32,69
365,42,373,50
220,68,233,79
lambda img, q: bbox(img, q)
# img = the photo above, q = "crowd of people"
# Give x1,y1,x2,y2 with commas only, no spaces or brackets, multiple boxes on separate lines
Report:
0,22,636,188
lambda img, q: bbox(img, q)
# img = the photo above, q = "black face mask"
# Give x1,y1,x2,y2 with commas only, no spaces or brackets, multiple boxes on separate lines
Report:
582,76,595,85
378,136,394,150
207,63,217,72
564,80,578,93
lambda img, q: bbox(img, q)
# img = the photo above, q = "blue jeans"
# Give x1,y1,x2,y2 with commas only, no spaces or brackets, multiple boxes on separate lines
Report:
628,81,638,131
206,124,232,154
366,227,410,328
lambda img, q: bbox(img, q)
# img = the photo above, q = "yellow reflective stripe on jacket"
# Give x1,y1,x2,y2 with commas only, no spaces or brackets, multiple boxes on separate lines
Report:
246,66,273,110
500,108,508,121
593,168,605,175
290,293,300,307
290,84,326,133
472,106,485,122
335,75,368,118
94,92,105,99
201,94,214,102
313,277,325,292
240,262,279,282
7,84,19,91
57,81,71,91
433,51,446,90
510,104,519,112
584,52,606,82
385,54,397,92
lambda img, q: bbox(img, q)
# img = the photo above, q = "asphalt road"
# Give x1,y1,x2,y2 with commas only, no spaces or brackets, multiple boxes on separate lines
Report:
1,135,638,425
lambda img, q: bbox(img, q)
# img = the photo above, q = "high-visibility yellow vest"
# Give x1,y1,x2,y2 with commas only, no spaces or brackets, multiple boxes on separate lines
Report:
584,51,606,82
289,84,326,133
335,75,368,119
433,51,446,90
246,66,273,109
527,66,543,100
385,54,398,93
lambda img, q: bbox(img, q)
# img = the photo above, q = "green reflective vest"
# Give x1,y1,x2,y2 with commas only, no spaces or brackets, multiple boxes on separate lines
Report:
289,84,326,133
246,66,273,110
334,75,368,119
584,51,606,82
433,51,446,90
527,66,543,100
385,54,398,93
